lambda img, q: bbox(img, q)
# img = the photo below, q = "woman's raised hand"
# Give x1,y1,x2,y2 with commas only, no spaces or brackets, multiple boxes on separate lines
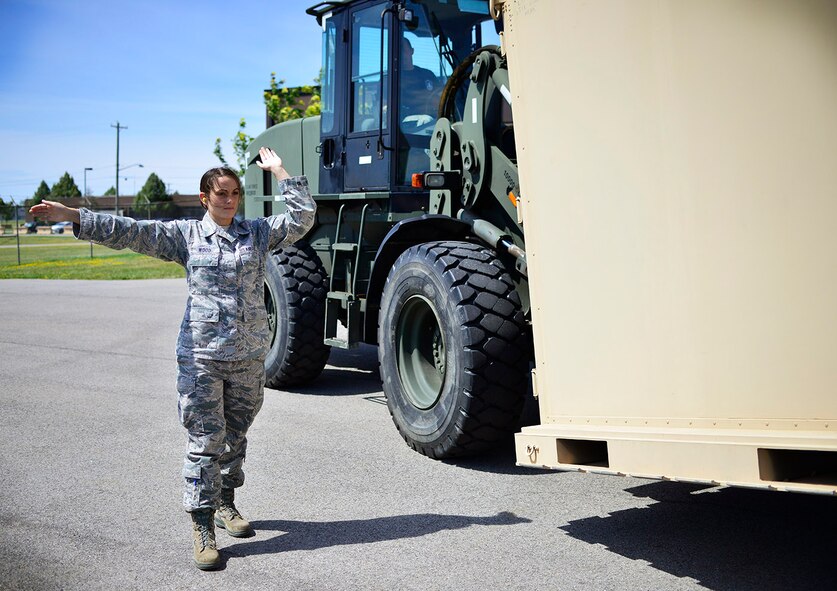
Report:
29,200,81,224
256,146,290,181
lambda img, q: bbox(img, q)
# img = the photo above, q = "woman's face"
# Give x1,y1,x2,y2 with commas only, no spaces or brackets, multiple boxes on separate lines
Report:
201,175,241,226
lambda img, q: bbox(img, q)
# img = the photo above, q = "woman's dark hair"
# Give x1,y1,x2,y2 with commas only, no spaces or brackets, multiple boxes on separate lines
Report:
199,167,242,209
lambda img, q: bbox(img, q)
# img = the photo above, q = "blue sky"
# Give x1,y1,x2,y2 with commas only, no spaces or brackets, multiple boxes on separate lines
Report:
0,0,323,200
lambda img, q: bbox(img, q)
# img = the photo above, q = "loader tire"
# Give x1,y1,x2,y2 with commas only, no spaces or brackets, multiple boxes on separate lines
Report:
263,242,331,388
378,241,530,458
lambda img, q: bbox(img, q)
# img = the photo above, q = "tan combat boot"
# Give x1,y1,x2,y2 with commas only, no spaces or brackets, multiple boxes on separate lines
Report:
214,488,254,538
191,509,220,570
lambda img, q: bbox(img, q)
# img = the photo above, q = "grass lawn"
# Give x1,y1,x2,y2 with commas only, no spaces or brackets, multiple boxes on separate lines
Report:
0,234,185,280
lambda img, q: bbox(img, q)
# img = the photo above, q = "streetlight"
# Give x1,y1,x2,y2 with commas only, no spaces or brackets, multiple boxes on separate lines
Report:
83,167,93,199
116,163,143,215
122,175,139,199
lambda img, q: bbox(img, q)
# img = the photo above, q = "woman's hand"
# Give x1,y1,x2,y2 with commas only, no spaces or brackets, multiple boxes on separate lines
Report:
29,200,81,225
256,146,290,182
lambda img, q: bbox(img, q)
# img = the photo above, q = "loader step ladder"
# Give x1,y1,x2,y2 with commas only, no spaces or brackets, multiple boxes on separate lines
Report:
324,203,369,349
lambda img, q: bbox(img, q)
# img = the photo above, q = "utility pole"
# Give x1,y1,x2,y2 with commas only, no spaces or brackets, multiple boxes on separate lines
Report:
111,121,127,214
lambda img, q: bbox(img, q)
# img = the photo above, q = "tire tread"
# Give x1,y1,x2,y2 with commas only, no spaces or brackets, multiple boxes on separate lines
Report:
382,240,531,458
264,243,331,388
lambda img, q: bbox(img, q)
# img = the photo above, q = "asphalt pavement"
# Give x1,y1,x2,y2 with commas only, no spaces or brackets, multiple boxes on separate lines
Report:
1,279,836,591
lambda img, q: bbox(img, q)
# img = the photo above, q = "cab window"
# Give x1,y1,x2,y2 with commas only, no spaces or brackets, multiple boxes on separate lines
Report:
351,4,389,133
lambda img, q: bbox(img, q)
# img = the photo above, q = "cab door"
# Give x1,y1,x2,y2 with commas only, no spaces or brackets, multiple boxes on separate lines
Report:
317,10,345,195
344,1,392,192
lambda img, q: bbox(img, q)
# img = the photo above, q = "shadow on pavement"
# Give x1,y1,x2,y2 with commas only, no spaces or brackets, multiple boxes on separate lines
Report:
560,481,837,591
283,344,382,397
286,367,382,397
223,511,530,557
326,343,380,373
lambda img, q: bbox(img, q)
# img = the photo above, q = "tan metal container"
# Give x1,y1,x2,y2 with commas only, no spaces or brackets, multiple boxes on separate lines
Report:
505,0,837,493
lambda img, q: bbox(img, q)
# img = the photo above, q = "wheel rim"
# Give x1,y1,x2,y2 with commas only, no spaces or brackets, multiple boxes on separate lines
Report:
396,294,446,410
264,281,278,347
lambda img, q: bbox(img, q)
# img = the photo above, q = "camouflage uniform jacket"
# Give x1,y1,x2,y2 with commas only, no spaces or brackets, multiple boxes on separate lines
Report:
74,176,316,362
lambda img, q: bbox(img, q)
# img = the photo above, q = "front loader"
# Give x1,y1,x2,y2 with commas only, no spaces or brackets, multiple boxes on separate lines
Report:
244,0,531,459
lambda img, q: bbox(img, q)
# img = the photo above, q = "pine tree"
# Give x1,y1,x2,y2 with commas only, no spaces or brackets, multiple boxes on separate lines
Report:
51,173,82,198
136,173,168,203
30,180,51,206
135,173,177,217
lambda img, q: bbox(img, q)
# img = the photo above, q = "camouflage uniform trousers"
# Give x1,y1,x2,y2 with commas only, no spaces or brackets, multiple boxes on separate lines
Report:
177,356,265,511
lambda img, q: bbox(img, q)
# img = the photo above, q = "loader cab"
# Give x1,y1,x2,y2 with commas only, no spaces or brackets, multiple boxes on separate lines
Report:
311,0,500,195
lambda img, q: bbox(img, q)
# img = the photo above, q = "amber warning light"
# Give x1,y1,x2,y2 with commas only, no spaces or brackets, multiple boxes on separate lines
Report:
411,171,462,190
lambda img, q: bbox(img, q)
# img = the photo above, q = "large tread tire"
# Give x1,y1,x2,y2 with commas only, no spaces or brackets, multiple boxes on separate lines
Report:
264,241,331,388
378,240,531,459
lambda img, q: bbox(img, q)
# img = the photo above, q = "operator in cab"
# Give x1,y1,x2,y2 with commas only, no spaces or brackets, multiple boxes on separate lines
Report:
399,37,440,130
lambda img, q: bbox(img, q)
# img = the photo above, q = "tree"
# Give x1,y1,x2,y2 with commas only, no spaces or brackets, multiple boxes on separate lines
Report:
136,173,168,203
0,197,14,221
51,172,81,198
213,118,252,178
214,72,321,176
264,72,321,123
135,173,177,218
29,180,51,206
104,186,116,196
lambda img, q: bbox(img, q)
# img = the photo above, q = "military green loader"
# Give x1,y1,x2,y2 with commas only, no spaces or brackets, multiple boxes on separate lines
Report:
244,0,529,459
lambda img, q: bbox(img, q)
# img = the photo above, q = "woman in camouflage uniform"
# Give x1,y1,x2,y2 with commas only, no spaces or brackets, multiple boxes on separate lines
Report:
30,147,316,571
